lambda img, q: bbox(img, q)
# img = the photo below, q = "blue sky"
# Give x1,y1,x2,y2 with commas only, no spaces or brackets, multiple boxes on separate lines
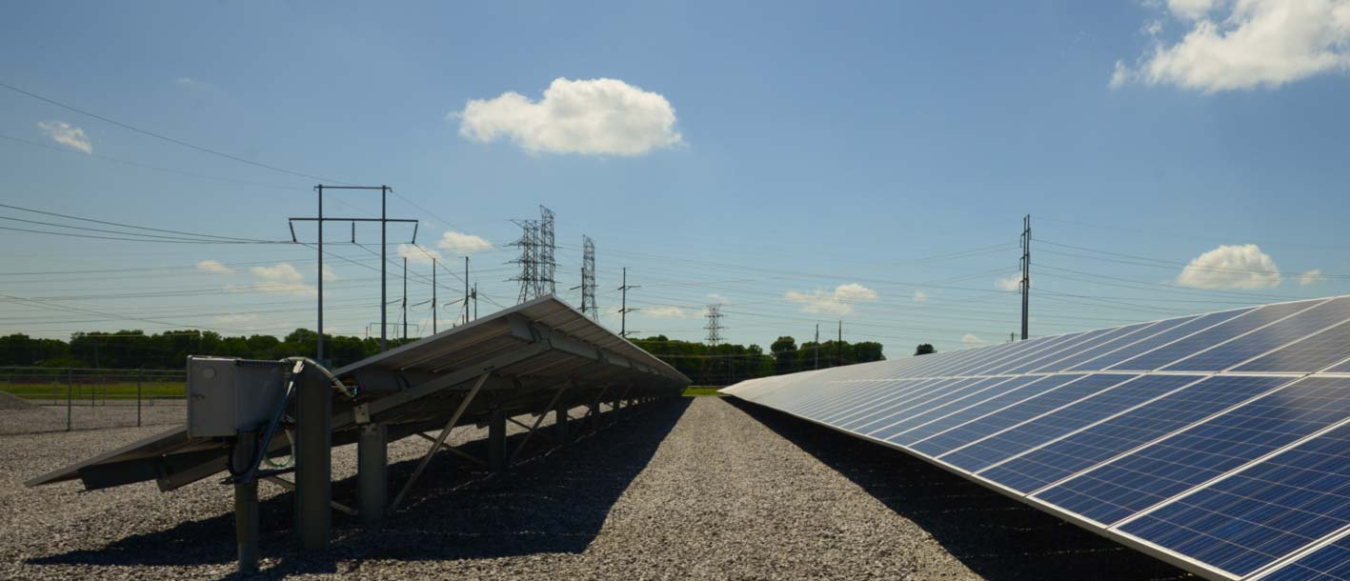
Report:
3,0,1349,357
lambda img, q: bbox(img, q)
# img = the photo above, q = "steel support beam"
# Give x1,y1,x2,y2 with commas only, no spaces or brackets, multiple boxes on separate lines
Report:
389,373,489,512
489,407,506,471
295,366,331,551
233,432,259,576
358,423,387,524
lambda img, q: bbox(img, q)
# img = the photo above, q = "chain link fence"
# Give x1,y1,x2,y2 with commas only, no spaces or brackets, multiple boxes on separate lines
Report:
0,367,187,434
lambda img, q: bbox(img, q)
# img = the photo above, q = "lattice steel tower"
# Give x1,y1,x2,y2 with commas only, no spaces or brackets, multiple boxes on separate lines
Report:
509,218,540,303
580,235,597,320
704,303,725,346
539,205,556,296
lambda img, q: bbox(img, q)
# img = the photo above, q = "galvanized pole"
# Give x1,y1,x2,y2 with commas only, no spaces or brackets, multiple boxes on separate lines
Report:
317,185,325,363
233,431,260,575
1020,214,1031,341
295,366,331,551
66,369,72,431
402,257,408,341
381,186,388,352
432,258,437,335
472,283,478,320
464,257,469,326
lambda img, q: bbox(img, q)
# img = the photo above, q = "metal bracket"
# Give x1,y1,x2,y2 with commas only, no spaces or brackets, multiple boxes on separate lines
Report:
353,404,371,425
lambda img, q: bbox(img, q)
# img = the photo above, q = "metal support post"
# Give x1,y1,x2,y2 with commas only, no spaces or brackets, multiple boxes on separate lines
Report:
358,423,388,524
66,370,72,431
489,407,506,472
554,400,568,445
136,377,142,427
294,366,331,551
233,431,260,575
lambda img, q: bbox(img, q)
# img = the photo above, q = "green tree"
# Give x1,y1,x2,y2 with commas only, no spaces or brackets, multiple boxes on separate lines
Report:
914,343,936,356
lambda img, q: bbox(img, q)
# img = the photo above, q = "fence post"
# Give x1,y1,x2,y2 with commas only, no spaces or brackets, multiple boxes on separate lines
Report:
66,369,73,432
137,376,143,427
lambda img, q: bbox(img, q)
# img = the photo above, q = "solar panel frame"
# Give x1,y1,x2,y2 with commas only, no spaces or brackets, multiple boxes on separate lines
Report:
1108,300,1327,373
1066,308,1254,372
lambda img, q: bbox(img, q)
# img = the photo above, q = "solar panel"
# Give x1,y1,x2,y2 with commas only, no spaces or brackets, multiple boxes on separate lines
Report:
721,295,1350,581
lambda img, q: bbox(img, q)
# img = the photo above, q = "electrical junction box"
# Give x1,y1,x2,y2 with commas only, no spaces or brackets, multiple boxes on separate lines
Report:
186,356,289,439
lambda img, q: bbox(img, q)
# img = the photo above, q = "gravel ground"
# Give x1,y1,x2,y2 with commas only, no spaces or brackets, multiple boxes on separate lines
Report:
0,397,1193,581
0,401,186,435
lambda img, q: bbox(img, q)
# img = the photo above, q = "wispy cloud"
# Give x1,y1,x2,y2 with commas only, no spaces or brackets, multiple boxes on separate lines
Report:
227,262,316,297
913,290,929,303
643,305,692,319
37,121,92,154
996,274,1024,292
1300,269,1327,286
197,260,235,275
785,283,878,316
962,333,989,349
399,244,443,265
454,77,683,156
437,230,494,255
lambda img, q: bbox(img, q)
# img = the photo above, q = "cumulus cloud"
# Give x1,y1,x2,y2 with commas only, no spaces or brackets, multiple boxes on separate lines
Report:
913,290,929,303
228,262,316,297
1301,268,1328,286
437,230,494,255
454,77,682,156
1111,0,1350,92
399,244,442,265
996,274,1025,292
197,260,235,275
644,305,692,319
1176,244,1282,289
37,121,92,154
786,283,878,316
962,333,990,349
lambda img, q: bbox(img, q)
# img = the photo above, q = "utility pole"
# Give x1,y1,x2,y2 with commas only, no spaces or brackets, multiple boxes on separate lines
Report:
704,304,725,347
837,320,843,367
814,324,820,370
464,256,470,325
472,283,478,321
402,257,408,341
618,267,640,337
288,185,417,359
1020,214,1031,341
432,258,437,335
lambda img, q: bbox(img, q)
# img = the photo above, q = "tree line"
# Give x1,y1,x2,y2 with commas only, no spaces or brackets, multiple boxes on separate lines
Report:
0,329,888,386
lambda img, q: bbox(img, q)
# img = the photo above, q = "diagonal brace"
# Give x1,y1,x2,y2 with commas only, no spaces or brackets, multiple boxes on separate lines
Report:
507,385,568,465
389,373,489,512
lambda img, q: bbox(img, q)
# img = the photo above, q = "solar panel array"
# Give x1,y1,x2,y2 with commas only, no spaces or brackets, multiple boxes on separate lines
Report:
721,296,1350,581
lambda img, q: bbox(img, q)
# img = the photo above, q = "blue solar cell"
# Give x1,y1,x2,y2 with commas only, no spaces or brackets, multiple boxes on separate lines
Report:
966,332,1092,376
979,375,1291,493
942,374,1197,472
873,374,1053,443
1067,309,1252,372
1261,535,1350,581
818,377,962,425
857,376,1021,438
910,374,1134,459
917,340,1029,377
1163,297,1350,373
1236,318,1350,374
1110,299,1326,372
845,376,1004,432
1119,418,1350,577
1035,377,1350,526
1029,321,1166,374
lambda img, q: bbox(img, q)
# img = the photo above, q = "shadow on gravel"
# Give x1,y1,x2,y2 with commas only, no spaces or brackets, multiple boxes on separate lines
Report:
725,397,1195,581
31,398,691,579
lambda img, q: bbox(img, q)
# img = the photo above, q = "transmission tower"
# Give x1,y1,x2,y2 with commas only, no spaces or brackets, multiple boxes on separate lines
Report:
509,219,540,303
1020,214,1031,340
539,205,556,296
704,303,725,346
580,236,597,320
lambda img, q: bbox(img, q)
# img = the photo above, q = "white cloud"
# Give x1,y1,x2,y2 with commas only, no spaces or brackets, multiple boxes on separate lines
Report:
454,77,683,156
436,231,494,255
1176,244,1282,289
318,264,338,282
644,305,691,319
399,244,443,265
996,274,1025,292
913,290,929,303
707,293,730,305
962,333,990,349
37,121,92,154
197,260,235,275
785,283,878,316
1300,268,1328,286
1112,0,1350,92
228,262,316,297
